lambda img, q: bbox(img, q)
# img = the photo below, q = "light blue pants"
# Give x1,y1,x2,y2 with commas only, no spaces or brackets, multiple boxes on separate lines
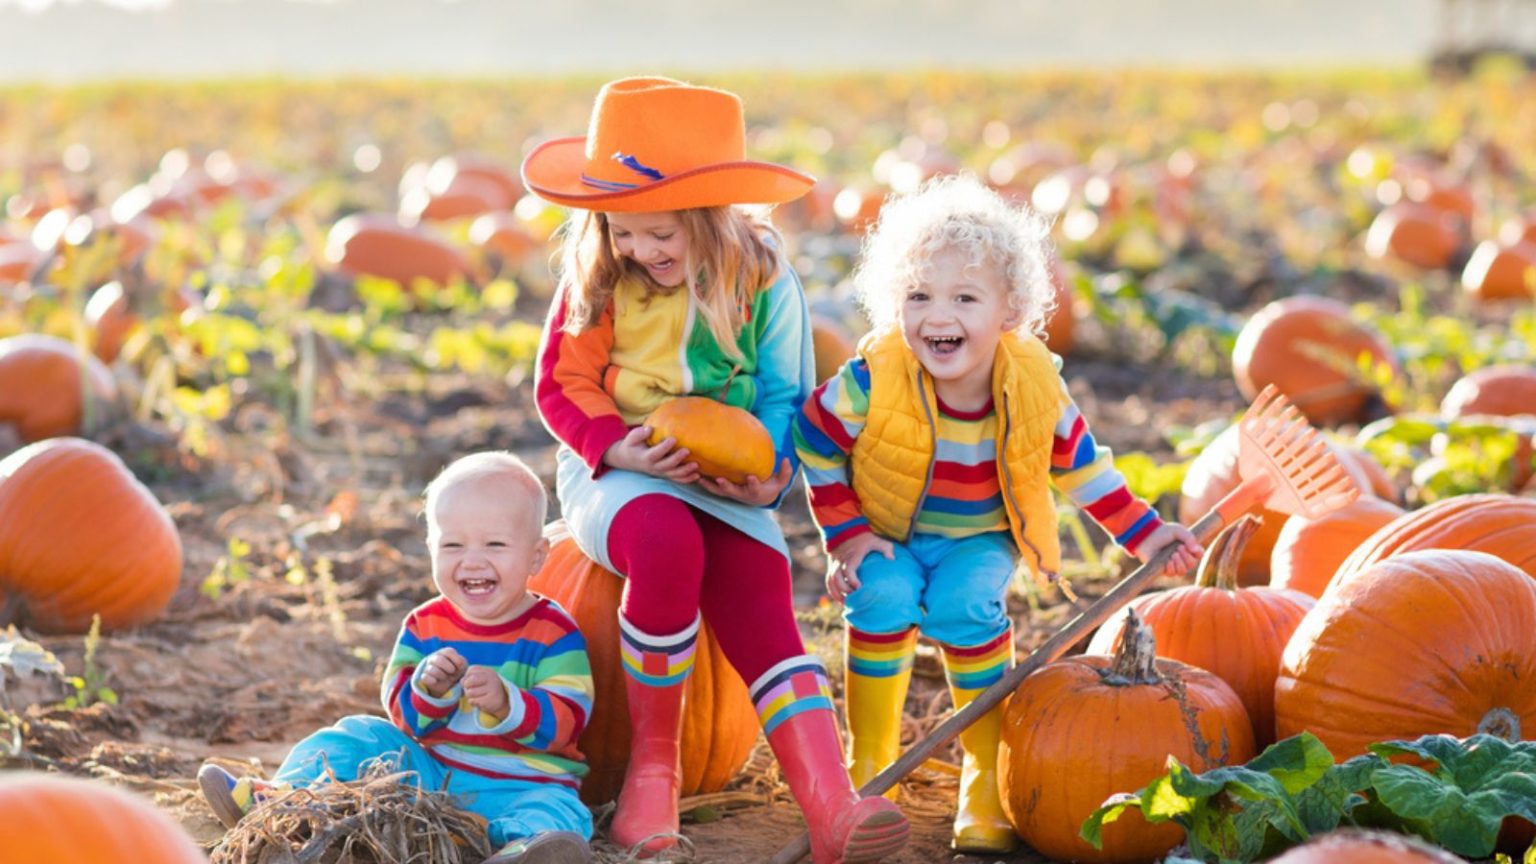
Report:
844,531,1016,646
275,715,593,846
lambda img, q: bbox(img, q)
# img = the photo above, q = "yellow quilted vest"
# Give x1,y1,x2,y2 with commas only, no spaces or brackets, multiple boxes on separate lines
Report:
851,325,1067,582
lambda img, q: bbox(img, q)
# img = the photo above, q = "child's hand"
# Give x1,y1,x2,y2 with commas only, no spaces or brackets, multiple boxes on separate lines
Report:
461,666,511,722
1135,523,1204,578
701,458,793,506
826,533,896,602
417,648,467,698
603,426,700,483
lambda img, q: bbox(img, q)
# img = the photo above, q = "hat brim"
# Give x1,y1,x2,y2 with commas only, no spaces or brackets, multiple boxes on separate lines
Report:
521,137,815,212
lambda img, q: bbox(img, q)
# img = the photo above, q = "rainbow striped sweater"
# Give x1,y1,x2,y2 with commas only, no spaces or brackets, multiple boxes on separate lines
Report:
383,596,594,787
534,269,812,479
795,357,1162,556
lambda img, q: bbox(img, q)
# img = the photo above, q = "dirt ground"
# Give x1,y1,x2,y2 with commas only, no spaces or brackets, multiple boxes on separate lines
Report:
2,308,1244,863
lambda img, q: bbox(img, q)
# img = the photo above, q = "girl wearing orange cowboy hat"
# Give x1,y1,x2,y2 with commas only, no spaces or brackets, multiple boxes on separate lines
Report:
524,77,910,863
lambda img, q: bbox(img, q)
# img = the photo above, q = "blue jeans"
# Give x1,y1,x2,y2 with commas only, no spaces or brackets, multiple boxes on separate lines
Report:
275,715,592,846
844,531,1016,646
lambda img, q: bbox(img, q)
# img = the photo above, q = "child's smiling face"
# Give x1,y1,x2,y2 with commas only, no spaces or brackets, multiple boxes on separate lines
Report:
428,475,548,626
607,210,690,288
899,245,1021,405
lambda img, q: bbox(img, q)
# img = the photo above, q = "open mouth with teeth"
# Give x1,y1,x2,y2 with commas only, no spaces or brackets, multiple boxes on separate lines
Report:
458,577,499,595
924,335,964,356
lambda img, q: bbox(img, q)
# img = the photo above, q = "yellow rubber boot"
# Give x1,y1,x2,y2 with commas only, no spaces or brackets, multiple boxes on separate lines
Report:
942,631,1019,854
844,627,917,800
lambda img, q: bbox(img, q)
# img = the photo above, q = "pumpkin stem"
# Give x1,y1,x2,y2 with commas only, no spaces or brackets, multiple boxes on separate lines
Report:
1194,514,1261,590
1104,609,1162,686
1477,707,1521,742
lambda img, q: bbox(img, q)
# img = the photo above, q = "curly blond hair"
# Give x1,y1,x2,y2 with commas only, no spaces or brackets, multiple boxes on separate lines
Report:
853,174,1056,336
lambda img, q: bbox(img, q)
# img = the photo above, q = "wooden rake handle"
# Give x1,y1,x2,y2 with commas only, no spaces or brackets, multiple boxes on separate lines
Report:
767,508,1228,864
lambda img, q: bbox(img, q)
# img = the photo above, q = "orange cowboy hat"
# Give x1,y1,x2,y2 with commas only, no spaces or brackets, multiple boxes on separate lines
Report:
520,76,815,212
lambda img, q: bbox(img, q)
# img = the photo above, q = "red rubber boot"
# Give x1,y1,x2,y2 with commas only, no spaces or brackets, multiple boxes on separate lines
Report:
607,675,685,856
766,707,910,863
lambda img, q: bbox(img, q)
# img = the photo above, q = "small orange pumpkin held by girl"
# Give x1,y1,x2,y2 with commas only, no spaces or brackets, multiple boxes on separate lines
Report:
645,396,776,485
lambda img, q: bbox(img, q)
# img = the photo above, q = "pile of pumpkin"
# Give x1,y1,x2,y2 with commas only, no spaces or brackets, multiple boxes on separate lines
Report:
1224,292,1536,503
1360,148,1536,303
1003,487,1535,862
0,335,183,635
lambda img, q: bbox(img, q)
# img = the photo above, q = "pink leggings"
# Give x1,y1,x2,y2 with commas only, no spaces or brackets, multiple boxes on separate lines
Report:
606,494,805,686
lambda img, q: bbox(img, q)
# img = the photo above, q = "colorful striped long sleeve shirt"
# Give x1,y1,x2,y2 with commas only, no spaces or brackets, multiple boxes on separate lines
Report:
794,357,1162,556
534,268,813,484
383,595,594,787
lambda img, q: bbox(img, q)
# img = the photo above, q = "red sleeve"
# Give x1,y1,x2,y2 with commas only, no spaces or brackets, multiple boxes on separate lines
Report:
534,289,631,473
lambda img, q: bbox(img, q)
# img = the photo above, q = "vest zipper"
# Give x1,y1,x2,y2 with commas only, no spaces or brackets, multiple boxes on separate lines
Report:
997,391,1056,582
907,372,939,541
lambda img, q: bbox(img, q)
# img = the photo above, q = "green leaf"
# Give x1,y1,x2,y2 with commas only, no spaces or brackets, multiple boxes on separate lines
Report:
1293,754,1378,835
1364,734,1536,858
1246,732,1337,795
0,627,65,681
1115,452,1190,504
1081,792,1138,847
97,688,118,705
1373,766,1500,856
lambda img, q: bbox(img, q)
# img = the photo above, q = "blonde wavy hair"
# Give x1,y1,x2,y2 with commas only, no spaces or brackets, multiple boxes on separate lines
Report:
853,174,1057,336
554,206,783,361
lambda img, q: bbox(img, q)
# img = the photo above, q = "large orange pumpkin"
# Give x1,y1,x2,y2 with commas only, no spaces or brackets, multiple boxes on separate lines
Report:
1363,202,1461,270
0,438,183,633
1276,549,1536,759
1000,612,1254,862
1231,296,1397,427
1269,495,1404,598
324,213,475,287
1461,240,1536,303
1334,494,1536,585
526,522,758,805
1440,364,1536,419
0,773,207,863
400,171,510,224
468,211,541,271
645,397,776,485
0,334,118,443
1087,517,1314,747
85,281,137,364
1268,829,1467,864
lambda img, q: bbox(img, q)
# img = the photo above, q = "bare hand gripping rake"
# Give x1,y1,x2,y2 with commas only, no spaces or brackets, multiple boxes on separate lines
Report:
769,385,1359,864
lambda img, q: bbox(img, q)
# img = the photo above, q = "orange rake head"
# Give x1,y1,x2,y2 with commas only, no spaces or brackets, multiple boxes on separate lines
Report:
1220,384,1361,524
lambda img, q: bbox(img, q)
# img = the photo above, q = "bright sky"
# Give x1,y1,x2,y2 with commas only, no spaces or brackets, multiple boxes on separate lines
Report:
0,0,1468,81
2,0,171,9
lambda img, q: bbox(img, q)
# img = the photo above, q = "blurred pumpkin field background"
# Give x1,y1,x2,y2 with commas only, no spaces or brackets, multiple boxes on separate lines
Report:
2,1,1536,862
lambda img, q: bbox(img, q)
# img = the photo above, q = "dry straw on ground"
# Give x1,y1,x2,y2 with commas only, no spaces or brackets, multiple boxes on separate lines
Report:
209,762,493,864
